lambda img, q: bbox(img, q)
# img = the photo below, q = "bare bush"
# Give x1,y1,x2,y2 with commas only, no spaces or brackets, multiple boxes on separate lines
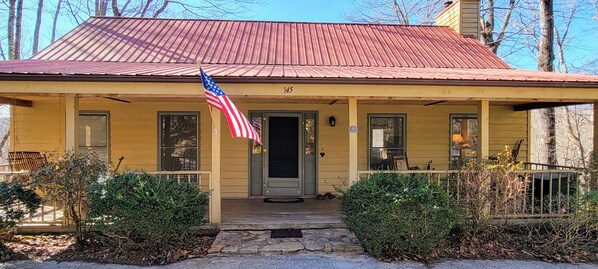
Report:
458,147,530,234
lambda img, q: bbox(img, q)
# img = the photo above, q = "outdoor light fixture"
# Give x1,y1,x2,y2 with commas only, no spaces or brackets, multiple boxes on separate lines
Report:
328,115,336,127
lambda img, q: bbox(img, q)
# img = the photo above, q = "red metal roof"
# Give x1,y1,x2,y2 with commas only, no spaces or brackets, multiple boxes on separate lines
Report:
1,17,597,88
1,60,598,87
32,17,510,69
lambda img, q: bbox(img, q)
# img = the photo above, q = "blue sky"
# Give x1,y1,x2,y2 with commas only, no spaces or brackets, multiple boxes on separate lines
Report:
242,0,352,22
4,0,598,73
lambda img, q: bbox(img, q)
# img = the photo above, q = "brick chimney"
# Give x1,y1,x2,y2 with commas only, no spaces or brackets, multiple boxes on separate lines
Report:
435,0,480,39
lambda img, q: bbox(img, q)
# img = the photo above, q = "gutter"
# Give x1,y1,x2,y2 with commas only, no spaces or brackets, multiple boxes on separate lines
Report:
1,73,598,89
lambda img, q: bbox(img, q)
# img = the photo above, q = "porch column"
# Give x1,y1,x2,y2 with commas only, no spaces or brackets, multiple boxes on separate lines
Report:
65,96,79,153
209,110,222,223
349,98,358,185
594,103,598,164
478,100,490,160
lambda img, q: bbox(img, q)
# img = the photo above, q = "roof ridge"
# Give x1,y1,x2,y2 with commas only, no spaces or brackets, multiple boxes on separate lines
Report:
88,16,448,28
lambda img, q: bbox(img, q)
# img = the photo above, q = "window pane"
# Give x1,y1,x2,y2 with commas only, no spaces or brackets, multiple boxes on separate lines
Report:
78,114,109,163
305,118,315,155
370,117,404,148
451,116,478,166
368,115,405,170
160,115,197,147
160,114,198,171
78,115,107,147
251,115,263,155
160,147,198,171
369,148,404,170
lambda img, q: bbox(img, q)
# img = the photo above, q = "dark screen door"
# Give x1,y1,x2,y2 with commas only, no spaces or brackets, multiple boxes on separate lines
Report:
265,114,302,196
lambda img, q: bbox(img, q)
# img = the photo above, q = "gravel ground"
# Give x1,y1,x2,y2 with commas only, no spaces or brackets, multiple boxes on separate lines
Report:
2,253,598,269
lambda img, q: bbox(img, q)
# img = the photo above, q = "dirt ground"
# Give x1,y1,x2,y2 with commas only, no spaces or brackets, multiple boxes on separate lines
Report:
1,234,215,265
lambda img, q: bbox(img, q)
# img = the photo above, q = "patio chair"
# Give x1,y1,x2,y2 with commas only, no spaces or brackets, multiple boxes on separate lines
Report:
512,139,524,162
393,154,420,171
8,151,48,172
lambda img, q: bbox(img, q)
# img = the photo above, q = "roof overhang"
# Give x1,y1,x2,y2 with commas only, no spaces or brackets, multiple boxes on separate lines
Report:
2,73,598,88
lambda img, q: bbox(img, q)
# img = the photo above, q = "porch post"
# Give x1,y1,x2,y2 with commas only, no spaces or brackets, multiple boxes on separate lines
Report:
478,100,490,160
594,103,598,164
209,110,222,223
64,96,79,153
349,98,358,185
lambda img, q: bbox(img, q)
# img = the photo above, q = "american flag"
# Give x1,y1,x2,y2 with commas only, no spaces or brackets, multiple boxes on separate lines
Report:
200,68,262,144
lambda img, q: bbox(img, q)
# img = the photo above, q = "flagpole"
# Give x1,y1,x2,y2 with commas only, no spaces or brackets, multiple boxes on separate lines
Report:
198,60,217,130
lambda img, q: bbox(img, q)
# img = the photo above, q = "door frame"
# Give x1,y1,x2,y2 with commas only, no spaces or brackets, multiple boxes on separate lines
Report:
263,112,303,196
248,110,318,197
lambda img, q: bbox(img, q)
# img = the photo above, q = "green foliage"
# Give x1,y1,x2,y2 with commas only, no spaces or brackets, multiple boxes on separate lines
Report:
339,173,460,258
89,172,209,249
0,180,41,231
31,151,107,244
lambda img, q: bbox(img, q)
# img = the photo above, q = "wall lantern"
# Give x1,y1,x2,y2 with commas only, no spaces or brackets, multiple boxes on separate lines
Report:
328,115,336,127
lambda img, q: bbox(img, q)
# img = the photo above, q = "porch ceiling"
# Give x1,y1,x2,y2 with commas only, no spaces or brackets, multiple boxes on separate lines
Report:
2,94,590,108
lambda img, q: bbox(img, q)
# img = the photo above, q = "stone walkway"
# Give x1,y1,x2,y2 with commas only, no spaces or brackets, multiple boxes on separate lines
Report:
208,229,363,254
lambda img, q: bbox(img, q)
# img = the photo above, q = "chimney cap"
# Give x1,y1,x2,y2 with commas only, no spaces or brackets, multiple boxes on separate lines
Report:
443,1,454,8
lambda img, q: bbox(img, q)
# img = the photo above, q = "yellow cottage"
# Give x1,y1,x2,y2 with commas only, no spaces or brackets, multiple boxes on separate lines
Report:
2,0,598,228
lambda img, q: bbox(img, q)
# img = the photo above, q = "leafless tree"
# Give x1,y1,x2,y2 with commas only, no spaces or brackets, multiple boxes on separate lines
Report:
0,105,9,164
33,0,44,55
51,0,63,42
7,0,16,60
480,0,517,53
343,0,445,25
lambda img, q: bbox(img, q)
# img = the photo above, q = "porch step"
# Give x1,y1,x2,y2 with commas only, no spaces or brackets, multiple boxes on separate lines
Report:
217,222,346,231
208,229,363,254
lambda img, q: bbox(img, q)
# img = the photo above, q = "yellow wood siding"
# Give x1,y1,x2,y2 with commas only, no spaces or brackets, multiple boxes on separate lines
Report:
435,0,480,39
11,98,528,198
460,0,480,39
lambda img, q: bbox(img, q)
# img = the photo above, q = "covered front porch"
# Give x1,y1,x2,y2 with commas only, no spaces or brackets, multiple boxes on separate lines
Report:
219,199,343,230
2,79,598,229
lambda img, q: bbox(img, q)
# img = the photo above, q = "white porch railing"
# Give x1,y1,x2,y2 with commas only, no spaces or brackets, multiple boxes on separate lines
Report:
0,170,64,226
0,170,211,227
358,169,586,220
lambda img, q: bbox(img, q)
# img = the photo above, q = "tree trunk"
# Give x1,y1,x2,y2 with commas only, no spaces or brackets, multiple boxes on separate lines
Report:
111,0,121,16
14,0,23,60
538,0,556,164
8,0,16,60
33,0,45,55
538,0,554,72
52,0,63,42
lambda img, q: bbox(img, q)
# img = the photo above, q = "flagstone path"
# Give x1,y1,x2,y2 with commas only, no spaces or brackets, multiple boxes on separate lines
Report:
208,229,364,254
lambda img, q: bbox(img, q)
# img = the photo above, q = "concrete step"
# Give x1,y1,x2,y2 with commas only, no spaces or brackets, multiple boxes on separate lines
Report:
208,228,363,254
217,222,346,231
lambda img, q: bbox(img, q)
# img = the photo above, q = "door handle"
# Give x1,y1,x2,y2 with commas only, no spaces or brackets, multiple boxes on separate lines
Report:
263,148,267,152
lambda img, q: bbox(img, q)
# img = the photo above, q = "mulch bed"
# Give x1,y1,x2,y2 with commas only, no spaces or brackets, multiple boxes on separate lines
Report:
386,225,598,263
1,234,215,266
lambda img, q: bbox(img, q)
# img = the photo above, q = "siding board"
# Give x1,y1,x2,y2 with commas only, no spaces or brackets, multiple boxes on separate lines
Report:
11,98,528,197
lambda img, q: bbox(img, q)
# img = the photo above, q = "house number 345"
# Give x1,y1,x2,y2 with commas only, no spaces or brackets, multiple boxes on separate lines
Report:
283,86,294,94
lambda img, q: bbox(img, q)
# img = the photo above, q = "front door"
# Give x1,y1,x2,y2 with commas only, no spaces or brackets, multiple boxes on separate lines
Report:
264,113,302,196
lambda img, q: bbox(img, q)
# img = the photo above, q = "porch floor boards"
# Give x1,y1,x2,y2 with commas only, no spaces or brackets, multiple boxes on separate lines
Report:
219,199,344,230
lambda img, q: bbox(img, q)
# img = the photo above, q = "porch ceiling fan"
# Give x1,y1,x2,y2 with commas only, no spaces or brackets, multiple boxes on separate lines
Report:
103,96,131,103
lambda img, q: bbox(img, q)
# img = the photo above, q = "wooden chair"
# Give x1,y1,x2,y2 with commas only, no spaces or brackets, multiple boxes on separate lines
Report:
8,151,48,172
512,139,524,162
393,154,420,171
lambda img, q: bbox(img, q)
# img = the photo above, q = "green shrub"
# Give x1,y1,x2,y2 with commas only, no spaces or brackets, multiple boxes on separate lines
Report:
31,152,107,244
0,180,42,232
89,172,209,248
339,173,460,258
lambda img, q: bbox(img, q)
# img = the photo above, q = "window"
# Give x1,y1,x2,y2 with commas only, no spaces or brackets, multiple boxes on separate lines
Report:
368,114,406,170
78,112,109,163
159,113,199,171
450,114,478,168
